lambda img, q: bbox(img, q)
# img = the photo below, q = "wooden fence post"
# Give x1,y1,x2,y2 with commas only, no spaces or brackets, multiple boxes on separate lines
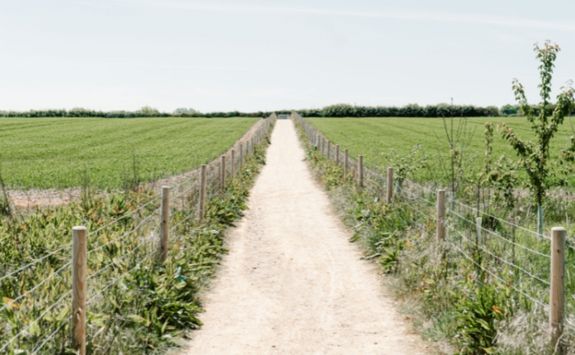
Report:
231,149,236,176
436,190,446,241
336,145,340,165
239,142,244,166
220,156,226,191
72,226,88,355
327,141,331,160
199,164,206,221
344,149,349,175
159,186,170,263
550,227,566,349
358,155,364,188
386,167,394,203
316,134,320,149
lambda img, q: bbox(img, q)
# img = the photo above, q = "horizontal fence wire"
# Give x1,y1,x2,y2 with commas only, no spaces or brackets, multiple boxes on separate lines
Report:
448,208,550,259
450,226,550,286
86,241,158,308
7,202,158,274
0,289,72,352
88,209,159,254
0,243,71,283
87,238,154,285
452,199,550,241
0,260,72,312
32,318,68,354
170,212,200,234
448,240,547,309
90,196,159,237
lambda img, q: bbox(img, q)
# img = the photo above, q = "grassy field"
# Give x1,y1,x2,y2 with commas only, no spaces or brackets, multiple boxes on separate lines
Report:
0,117,257,189
308,116,575,183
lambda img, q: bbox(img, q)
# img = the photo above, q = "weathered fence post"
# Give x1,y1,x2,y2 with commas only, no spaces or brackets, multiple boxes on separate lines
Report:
344,149,349,175
550,227,566,350
386,167,394,203
199,164,206,220
159,186,170,262
327,141,331,160
358,155,364,188
72,226,88,355
436,190,446,241
316,134,320,149
239,142,244,166
336,145,340,165
220,155,226,191
231,149,236,176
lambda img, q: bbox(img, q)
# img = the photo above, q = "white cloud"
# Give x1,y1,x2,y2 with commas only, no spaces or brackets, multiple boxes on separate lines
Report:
111,0,575,33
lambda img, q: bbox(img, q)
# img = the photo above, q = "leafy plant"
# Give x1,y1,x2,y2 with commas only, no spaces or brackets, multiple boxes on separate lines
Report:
440,115,475,202
384,145,428,192
455,282,506,354
481,123,519,212
500,41,574,235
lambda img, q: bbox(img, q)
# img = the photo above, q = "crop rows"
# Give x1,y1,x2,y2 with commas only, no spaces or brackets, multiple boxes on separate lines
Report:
0,117,257,189
308,116,575,185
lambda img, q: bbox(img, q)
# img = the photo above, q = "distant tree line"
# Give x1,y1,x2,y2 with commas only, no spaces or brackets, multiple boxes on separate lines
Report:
1,103,572,118
0,106,270,118
297,103,501,117
298,103,575,117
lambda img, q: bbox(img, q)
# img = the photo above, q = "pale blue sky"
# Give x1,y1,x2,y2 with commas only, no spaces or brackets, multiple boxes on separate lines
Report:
1,0,574,112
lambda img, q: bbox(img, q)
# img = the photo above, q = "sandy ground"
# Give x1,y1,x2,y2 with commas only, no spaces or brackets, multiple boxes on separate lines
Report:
181,120,431,355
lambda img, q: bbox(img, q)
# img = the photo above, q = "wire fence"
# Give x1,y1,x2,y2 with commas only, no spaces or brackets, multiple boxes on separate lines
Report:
294,112,574,348
0,115,276,353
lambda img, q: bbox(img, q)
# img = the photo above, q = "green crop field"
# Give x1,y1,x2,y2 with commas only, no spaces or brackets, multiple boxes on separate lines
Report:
0,117,257,189
307,116,575,183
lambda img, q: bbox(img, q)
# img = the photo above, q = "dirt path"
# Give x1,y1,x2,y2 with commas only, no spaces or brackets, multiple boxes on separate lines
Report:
181,120,431,354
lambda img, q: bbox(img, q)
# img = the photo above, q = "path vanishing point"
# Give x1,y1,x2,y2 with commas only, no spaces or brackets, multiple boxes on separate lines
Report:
181,119,431,354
